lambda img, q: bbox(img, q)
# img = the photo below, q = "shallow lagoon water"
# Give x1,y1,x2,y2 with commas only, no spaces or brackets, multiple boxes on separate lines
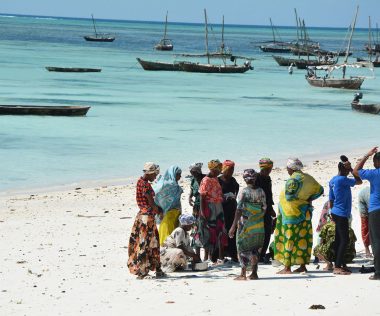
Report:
0,15,379,190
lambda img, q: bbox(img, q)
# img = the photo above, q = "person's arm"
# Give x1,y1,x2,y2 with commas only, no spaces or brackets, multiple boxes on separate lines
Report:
353,147,378,178
146,193,160,216
328,182,335,210
229,209,242,238
344,161,362,185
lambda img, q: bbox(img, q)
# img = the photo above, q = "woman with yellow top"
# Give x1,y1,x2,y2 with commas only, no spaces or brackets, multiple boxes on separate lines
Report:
274,158,324,274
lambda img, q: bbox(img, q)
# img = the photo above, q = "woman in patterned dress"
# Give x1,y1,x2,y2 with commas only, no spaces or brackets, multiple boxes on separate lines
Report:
229,169,266,280
198,159,227,262
274,158,324,274
128,162,166,279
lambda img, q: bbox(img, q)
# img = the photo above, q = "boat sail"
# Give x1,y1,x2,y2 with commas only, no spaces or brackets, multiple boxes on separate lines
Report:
306,6,373,89
155,11,174,51
84,14,115,42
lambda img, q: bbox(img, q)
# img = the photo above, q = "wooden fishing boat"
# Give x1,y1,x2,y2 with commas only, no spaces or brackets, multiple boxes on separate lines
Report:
155,12,173,51
259,18,292,53
305,6,371,90
181,11,253,74
351,93,380,114
84,14,115,42
294,59,336,69
179,61,251,73
46,67,102,72
0,105,90,116
306,76,364,89
356,17,380,67
136,58,181,71
272,55,299,66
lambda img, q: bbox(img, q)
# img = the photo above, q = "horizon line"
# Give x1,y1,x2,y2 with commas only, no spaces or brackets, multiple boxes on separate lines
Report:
0,12,370,30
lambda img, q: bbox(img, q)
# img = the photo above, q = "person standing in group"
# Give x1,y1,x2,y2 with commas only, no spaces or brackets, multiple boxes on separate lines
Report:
274,158,324,274
329,155,362,275
218,160,239,262
188,162,206,256
198,159,227,262
353,146,380,280
256,158,276,263
229,169,266,280
358,186,372,258
128,162,165,279
154,165,183,246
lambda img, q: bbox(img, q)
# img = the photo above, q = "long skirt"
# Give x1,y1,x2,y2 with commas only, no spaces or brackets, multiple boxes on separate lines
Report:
361,216,370,247
159,209,181,246
160,247,187,273
197,202,227,253
274,211,313,267
128,212,161,276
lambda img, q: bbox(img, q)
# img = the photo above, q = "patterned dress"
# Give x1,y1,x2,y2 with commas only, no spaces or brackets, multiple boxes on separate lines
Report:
274,171,324,267
128,177,161,276
236,185,266,268
313,222,357,263
197,176,226,252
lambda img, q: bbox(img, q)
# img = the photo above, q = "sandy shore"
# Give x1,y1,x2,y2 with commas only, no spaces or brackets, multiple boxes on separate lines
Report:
0,157,379,316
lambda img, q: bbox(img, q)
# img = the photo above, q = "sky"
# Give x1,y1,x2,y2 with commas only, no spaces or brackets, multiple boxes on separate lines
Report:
0,0,379,28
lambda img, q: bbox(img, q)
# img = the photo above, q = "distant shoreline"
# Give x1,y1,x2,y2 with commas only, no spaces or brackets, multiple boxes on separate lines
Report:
0,12,371,30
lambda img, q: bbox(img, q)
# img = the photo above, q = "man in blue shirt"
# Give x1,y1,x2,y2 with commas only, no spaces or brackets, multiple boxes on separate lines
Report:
329,155,362,275
353,146,380,280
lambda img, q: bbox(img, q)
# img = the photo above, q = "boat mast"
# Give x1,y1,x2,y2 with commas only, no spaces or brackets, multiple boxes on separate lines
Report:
221,15,225,51
204,9,210,64
163,11,168,40
344,6,359,64
368,16,372,62
295,9,299,45
270,18,276,43
91,14,98,36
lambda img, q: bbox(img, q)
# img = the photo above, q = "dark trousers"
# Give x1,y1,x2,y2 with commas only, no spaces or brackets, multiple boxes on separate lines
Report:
331,213,349,268
260,212,273,260
369,210,380,276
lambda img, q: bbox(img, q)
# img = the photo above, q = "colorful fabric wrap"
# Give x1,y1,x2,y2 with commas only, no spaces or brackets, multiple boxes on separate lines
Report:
189,162,203,173
143,162,160,175
179,213,196,226
243,169,257,181
287,158,303,171
221,160,235,173
208,159,222,171
259,158,273,170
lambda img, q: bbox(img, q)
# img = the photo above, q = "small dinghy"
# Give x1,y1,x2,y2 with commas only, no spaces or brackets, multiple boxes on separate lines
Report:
351,92,380,114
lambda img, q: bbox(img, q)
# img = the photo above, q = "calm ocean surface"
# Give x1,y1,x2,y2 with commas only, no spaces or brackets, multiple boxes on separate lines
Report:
0,14,379,191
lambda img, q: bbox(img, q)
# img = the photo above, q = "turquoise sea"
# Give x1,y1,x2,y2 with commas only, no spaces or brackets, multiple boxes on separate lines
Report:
0,14,379,191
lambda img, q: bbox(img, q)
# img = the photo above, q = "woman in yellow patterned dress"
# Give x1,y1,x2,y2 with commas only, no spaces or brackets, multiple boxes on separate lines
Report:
274,158,324,274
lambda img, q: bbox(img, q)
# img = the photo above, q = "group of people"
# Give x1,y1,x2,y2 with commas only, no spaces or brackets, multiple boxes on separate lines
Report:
127,147,380,281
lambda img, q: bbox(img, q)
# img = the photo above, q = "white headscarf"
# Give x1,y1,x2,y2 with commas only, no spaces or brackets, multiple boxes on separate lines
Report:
287,157,303,171
179,214,195,226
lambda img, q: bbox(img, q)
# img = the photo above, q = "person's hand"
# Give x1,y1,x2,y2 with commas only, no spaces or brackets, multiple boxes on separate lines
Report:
188,197,194,207
228,227,235,239
270,209,276,218
367,147,378,157
343,161,352,171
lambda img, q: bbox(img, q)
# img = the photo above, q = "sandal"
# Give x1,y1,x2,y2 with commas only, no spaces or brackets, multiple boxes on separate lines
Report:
155,270,167,278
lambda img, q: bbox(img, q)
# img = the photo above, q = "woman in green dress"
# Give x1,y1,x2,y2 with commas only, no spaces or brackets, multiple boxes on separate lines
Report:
274,158,324,274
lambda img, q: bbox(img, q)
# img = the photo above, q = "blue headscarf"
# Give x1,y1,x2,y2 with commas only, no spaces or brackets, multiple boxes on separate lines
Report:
153,165,183,214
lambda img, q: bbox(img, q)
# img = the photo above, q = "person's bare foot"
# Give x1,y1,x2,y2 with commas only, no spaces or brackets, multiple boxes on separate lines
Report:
136,274,148,280
293,266,308,273
277,268,292,274
234,275,247,281
333,267,351,275
323,263,333,271
249,272,259,280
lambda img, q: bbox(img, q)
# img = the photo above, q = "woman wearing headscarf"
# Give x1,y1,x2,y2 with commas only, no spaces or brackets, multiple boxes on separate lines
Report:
128,162,165,279
154,165,183,246
160,214,201,272
188,162,206,256
229,169,266,280
255,158,276,263
274,158,324,274
198,159,227,262
218,160,239,262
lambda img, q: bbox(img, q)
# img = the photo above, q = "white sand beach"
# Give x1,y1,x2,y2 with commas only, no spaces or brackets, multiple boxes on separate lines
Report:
1,157,379,316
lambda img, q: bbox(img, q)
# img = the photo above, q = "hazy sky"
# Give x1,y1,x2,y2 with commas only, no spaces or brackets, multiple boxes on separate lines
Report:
0,0,378,28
